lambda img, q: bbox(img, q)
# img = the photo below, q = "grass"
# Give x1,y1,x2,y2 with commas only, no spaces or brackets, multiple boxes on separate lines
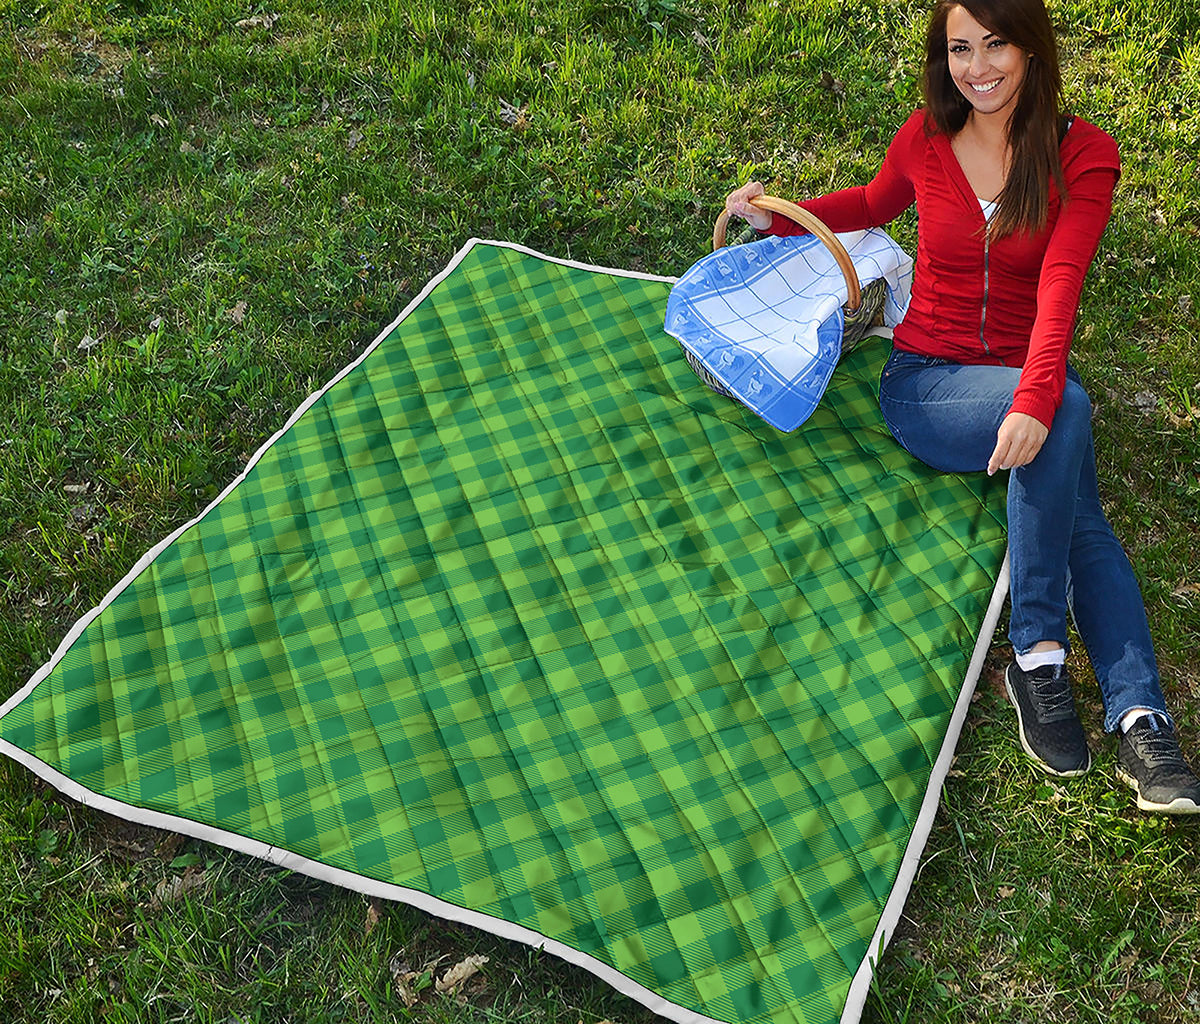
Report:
1,0,1199,1020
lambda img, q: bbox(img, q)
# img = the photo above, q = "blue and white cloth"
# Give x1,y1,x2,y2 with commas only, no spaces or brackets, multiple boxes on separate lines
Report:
665,228,914,432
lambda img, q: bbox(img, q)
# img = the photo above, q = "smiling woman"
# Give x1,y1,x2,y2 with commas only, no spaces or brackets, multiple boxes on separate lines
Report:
923,0,1065,238
724,0,1200,815
946,12,1030,119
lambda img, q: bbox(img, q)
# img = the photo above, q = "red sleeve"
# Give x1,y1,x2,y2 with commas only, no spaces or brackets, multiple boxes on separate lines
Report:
1008,130,1121,427
767,111,922,236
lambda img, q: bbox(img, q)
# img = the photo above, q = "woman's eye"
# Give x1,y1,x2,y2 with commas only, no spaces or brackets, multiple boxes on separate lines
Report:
988,39,1008,48
949,44,968,54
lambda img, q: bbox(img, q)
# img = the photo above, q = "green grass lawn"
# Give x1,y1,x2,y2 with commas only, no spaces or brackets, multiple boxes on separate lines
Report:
2,0,1199,1020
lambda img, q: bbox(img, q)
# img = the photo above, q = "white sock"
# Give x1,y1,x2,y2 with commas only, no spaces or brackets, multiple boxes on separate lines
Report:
1120,709,1164,733
1015,648,1066,673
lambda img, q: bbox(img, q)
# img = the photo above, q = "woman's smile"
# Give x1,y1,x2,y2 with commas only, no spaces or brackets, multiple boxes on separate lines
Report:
945,5,1029,118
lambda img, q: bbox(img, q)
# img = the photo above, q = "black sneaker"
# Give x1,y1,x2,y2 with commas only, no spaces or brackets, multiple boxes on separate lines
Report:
1004,662,1092,777
1116,716,1200,815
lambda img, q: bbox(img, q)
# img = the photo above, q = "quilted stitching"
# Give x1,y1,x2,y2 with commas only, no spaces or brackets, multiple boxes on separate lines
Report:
1,243,1006,1024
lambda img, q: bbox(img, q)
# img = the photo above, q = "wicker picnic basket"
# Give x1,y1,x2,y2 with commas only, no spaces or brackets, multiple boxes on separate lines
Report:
683,195,887,399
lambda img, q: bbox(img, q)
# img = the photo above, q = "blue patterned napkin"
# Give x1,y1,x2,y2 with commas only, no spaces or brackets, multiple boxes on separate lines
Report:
665,229,913,431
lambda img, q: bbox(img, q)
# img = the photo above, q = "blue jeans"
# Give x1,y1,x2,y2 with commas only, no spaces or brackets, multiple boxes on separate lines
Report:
878,348,1168,732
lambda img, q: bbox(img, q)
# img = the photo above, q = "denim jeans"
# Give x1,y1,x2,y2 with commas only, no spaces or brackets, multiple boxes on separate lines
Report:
878,348,1168,732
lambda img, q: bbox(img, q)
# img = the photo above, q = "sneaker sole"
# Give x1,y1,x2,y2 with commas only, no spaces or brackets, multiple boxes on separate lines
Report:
1115,766,1200,815
1004,668,1091,778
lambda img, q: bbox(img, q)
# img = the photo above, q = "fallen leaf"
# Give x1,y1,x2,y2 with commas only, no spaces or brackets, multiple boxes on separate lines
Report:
155,833,185,860
819,71,845,96
997,886,1016,899
236,12,279,30
498,98,528,128
152,868,209,907
227,300,248,325
78,333,100,351
983,646,1010,699
388,954,424,1008
105,836,149,860
393,974,419,1007
365,897,382,935
1132,390,1157,412
347,128,364,151
63,483,89,494
55,308,69,325
436,954,488,994
179,140,197,154
150,113,168,128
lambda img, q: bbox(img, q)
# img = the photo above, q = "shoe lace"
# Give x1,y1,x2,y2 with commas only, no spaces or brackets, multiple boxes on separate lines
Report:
1030,670,1075,719
1134,727,1189,770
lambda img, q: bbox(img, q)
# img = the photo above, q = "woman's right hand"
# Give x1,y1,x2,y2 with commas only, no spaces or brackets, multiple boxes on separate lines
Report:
725,181,773,232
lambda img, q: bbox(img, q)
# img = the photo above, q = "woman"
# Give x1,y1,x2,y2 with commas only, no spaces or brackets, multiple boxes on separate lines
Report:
726,0,1199,814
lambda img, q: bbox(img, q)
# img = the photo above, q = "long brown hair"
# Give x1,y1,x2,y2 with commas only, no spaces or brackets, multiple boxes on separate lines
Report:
923,0,1068,238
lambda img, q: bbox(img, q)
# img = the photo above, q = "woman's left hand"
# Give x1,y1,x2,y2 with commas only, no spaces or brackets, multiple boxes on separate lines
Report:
987,412,1049,475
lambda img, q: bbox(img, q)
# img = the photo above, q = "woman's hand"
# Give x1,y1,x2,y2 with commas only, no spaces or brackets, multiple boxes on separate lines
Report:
725,181,773,232
987,412,1049,475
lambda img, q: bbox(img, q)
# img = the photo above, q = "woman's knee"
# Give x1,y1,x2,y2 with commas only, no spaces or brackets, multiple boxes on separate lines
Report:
1027,381,1093,473
1048,380,1092,444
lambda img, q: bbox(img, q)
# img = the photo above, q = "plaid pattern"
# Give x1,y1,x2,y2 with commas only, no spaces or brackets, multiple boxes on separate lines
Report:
0,243,1006,1024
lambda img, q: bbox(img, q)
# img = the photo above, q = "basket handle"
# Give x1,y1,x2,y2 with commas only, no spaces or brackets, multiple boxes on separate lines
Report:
713,195,862,312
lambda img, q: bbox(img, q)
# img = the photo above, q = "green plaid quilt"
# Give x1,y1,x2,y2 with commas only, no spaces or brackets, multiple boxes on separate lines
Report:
0,241,1007,1024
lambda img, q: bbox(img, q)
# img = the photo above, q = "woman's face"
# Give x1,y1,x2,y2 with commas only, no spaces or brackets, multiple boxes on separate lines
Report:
945,5,1030,120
